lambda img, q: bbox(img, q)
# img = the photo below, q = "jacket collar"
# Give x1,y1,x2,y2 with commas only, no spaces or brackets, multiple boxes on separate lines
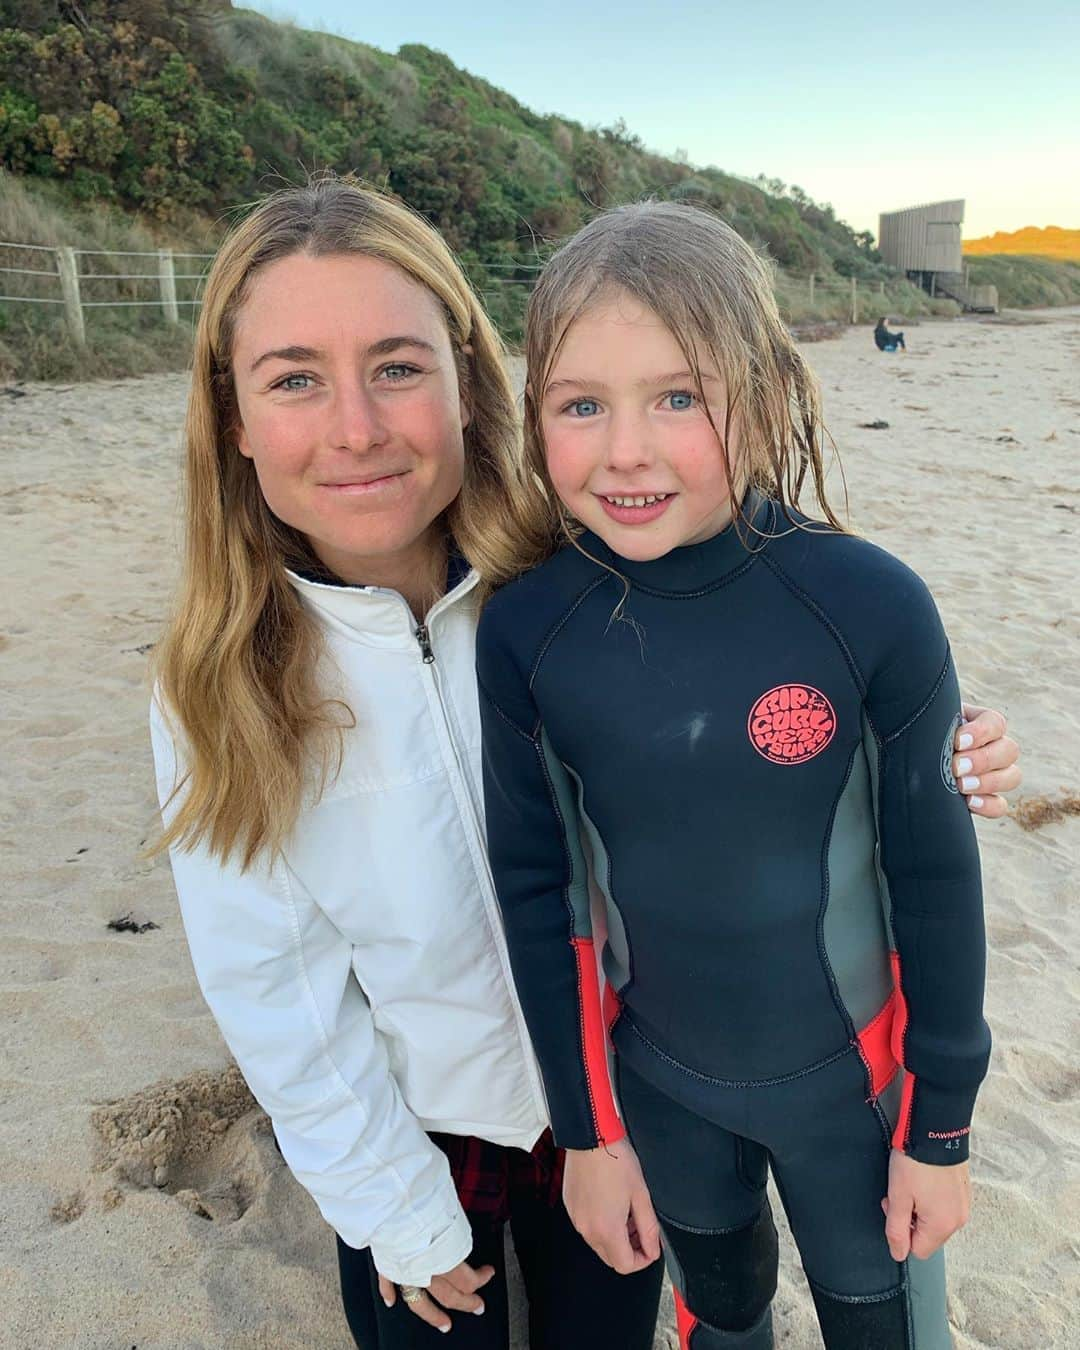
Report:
285,566,479,646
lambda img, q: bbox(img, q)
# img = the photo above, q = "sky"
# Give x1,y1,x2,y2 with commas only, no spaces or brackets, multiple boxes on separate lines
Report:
246,1,1079,240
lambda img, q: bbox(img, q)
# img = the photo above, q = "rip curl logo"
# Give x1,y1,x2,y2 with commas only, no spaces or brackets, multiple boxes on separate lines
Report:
940,711,963,794
748,684,836,764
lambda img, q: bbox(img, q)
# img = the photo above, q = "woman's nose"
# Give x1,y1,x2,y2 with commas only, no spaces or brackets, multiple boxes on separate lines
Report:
329,385,389,453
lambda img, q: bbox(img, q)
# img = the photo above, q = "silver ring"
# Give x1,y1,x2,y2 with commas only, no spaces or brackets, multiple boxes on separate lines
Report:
400,1285,425,1305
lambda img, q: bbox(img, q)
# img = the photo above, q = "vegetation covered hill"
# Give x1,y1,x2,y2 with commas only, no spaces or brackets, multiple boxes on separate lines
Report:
0,2,1074,378
965,226,1080,261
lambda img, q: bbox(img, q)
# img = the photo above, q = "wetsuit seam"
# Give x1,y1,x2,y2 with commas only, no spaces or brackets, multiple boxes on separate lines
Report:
656,1206,765,1237
806,1275,905,1305
621,555,757,598
527,574,610,690
759,553,870,697
621,1015,854,1087
476,680,537,743
530,731,602,1146
882,652,951,744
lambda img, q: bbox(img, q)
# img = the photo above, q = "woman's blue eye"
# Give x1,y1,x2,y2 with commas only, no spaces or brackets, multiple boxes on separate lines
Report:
381,363,421,381
667,390,695,411
276,374,312,392
569,399,601,418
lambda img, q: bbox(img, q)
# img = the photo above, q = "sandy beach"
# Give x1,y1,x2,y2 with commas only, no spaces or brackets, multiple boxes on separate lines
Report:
1,310,1078,1349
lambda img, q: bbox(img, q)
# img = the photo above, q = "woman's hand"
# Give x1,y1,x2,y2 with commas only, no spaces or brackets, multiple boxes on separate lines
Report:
882,1149,971,1261
954,703,1021,817
563,1139,662,1275
377,1259,495,1334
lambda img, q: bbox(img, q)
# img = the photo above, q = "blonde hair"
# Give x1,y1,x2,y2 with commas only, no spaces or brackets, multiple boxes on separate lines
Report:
517,200,844,560
154,174,553,868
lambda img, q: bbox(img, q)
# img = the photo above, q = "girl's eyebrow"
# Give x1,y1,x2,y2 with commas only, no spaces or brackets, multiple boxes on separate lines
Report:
544,369,721,395
249,335,437,374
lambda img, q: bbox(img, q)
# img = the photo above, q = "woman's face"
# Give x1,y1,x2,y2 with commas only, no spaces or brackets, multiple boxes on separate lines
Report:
231,252,469,585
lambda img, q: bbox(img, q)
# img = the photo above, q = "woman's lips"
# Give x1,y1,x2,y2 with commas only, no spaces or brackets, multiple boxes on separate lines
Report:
320,471,408,495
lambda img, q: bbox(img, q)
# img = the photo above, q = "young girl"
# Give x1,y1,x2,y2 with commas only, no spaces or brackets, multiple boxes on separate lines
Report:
477,201,993,1349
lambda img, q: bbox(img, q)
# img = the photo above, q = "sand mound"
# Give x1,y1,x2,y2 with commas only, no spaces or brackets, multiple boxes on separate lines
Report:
91,1065,270,1221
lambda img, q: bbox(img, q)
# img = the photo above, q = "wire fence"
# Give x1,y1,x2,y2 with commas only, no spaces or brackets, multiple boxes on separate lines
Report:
0,238,897,343
0,240,215,343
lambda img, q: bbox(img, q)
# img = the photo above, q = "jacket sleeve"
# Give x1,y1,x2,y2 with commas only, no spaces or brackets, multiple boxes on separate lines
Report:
476,616,624,1152
863,581,991,1166
149,695,471,1283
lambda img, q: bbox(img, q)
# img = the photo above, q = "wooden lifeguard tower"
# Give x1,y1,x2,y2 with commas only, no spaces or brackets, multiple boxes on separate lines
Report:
878,200,998,312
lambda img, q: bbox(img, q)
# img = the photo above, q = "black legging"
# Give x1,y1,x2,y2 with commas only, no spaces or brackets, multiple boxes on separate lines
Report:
337,1185,663,1349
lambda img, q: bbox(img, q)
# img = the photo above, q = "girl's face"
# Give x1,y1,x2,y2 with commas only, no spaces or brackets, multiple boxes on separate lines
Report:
540,290,738,562
231,253,469,585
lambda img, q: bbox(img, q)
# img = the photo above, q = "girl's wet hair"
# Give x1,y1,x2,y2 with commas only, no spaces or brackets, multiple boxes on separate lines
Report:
519,200,845,553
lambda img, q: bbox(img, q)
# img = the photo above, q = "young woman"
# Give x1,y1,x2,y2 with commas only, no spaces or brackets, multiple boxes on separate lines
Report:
150,178,1019,1348
476,201,1009,1350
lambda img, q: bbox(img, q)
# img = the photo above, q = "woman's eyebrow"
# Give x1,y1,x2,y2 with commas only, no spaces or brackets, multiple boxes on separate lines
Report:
249,335,437,374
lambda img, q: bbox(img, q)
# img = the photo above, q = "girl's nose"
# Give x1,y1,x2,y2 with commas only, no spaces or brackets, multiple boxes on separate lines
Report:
329,385,389,453
604,410,654,472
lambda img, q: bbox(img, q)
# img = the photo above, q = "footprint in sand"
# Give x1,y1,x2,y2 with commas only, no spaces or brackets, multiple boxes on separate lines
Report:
91,1065,278,1224
1006,1046,1080,1104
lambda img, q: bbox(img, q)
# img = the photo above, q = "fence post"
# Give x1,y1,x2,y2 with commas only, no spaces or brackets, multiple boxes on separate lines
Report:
57,247,85,345
851,275,857,325
878,280,885,296
158,249,179,325
809,272,815,305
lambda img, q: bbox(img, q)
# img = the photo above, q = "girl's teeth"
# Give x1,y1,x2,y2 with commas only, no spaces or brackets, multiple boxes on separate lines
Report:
606,493,668,507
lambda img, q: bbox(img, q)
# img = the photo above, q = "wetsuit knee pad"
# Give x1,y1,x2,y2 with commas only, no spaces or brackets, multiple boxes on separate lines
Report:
809,1280,909,1349
663,1202,779,1335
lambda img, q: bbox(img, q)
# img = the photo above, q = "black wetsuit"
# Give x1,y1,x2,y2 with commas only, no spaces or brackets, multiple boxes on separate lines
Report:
477,493,989,1349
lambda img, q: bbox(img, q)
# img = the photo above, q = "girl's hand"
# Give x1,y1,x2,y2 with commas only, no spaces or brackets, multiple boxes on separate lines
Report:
954,703,1021,818
376,1259,495,1333
563,1139,662,1275
882,1149,971,1262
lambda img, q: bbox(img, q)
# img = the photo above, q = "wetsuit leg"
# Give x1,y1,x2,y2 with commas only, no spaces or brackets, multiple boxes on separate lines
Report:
616,1058,778,1349
757,1051,951,1350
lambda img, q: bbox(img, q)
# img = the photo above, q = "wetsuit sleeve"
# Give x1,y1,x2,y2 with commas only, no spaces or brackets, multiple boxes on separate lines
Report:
864,579,991,1166
477,610,625,1152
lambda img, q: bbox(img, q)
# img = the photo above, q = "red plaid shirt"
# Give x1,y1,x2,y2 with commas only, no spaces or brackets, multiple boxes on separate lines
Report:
430,1128,564,1221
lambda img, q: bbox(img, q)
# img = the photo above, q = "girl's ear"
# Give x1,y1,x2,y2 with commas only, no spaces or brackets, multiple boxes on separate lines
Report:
237,423,254,460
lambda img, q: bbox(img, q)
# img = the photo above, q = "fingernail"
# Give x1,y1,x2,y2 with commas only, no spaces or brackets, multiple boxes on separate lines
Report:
955,757,973,775
962,776,980,791
382,1298,393,1308
968,796,984,810
473,1304,486,1315
957,733,974,751
439,1325,451,1334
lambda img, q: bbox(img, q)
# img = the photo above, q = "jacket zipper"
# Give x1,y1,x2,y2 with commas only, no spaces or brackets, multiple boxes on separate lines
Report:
415,624,435,664
409,603,548,1115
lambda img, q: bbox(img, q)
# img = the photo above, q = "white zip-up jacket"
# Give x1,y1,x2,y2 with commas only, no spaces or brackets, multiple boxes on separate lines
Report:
149,568,549,1285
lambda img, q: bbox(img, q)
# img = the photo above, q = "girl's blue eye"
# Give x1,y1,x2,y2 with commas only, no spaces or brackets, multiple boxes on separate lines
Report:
667,390,695,411
568,399,601,418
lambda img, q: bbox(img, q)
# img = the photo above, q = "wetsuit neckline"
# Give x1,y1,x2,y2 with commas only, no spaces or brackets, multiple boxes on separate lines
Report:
579,488,777,593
